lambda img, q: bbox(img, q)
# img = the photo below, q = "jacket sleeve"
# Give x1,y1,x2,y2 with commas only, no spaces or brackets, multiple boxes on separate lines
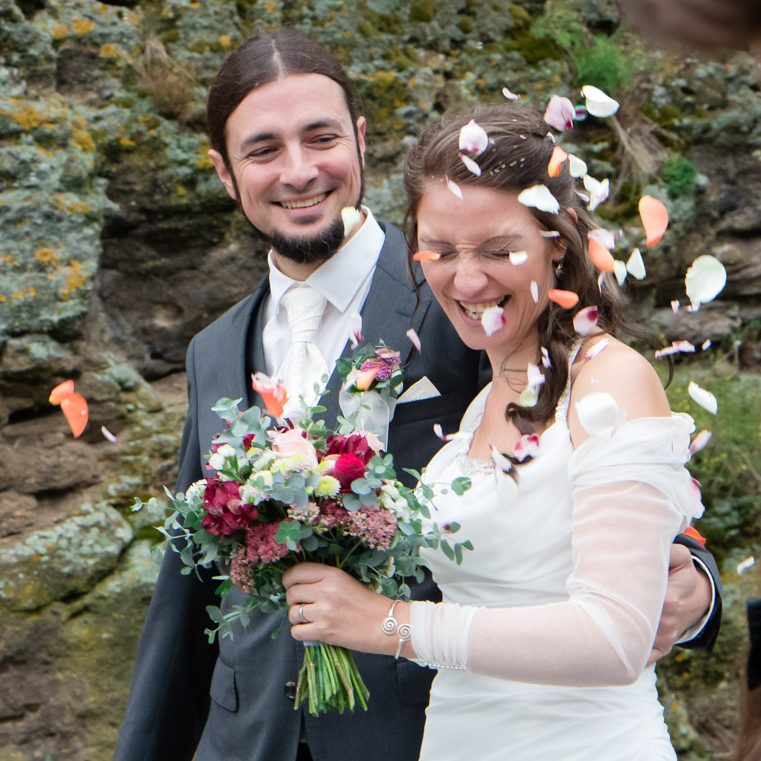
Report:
114,337,219,761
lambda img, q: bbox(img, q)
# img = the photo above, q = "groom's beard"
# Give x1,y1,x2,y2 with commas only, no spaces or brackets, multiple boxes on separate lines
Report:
253,215,347,266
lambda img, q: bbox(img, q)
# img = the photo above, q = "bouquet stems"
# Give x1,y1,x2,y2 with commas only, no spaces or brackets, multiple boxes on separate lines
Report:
295,643,370,716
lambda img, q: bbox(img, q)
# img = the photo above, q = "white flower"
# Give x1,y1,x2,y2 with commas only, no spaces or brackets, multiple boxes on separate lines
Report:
208,443,236,470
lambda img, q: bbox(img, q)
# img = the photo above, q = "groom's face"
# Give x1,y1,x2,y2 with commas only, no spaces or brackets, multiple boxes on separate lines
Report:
209,73,366,277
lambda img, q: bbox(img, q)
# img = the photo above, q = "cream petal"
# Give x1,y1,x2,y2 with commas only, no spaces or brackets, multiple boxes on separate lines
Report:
575,392,623,436
460,153,482,176
446,176,463,200
530,281,540,303
568,153,588,178
613,259,628,286
689,429,712,455
341,206,362,238
502,86,521,101
509,250,528,266
480,305,506,336
581,85,620,118
688,380,718,415
685,255,727,305
406,328,421,353
518,184,560,214
626,248,646,280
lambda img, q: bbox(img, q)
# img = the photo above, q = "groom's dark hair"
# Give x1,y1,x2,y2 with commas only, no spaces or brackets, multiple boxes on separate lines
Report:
206,28,362,172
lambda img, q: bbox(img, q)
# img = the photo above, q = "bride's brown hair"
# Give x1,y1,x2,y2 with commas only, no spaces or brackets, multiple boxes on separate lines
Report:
404,103,637,437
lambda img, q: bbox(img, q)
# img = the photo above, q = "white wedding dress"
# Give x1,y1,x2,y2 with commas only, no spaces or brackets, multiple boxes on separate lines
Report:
411,364,704,761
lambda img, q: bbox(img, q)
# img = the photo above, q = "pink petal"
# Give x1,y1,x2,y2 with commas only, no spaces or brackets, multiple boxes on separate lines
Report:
513,433,541,462
544,95,576,131
689,429,712,455
458,119,489,157
639,195,669,246
588,227,620,250
654,340,695,359
573,305,599,336
406,328,421,353
481,305,506,336
349,313,363,349
490,444,514,472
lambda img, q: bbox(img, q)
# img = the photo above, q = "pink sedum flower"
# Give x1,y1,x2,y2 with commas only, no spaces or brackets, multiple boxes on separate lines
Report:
345,505,398,550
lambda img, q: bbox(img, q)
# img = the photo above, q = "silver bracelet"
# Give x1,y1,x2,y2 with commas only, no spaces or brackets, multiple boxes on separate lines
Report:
381,600,412,659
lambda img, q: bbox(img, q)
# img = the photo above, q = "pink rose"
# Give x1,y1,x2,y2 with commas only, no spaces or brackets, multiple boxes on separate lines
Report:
271,428,317,462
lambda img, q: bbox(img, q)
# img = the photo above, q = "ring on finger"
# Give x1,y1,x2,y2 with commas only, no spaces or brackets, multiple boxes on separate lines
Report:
298,605,309,624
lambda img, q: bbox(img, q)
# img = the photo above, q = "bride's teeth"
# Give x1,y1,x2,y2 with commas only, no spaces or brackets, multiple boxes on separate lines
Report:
281,194,327,209
462,299,506,319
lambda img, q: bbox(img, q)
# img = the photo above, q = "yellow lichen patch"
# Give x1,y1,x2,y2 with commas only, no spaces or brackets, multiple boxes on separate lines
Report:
60,260,86,300
35,247,61,266
52,23,70,40
175,184,188,198
0,253,18,265
67,201,91,215
99,43,120,59
219,35,232,49
12,290,25,300
0,294,6,303
71,18,97,36
119,136,136,149
196,145,212,170
264,1,277,12
27,287,36,297
10,105,46,131
71,126,95,154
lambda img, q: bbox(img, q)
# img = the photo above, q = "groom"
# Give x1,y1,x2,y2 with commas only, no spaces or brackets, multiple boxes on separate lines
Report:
114,29,721,761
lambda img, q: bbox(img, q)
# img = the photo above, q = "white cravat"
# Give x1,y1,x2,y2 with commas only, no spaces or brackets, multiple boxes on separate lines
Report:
276,285,329,417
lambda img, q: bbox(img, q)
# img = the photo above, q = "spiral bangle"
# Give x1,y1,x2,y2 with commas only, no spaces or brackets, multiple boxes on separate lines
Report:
381,600,412,659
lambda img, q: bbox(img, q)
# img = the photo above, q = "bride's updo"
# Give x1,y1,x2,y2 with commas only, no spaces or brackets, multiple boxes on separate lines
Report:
403,103,631,437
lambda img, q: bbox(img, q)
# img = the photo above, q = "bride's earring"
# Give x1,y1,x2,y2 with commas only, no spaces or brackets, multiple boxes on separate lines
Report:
554,258,565,278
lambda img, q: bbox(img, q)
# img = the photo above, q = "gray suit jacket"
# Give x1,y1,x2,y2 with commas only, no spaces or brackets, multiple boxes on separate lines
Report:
114,222,485,761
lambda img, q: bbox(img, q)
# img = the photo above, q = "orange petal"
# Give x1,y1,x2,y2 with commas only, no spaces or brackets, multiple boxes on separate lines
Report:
548,145,568,178
639,195,668,246
412,250,441,262
683,525,707,547
251,372,288,418
547,288,579,309
588,239,615,272
49,379,75,406
355,367,381,391
60,392,89,438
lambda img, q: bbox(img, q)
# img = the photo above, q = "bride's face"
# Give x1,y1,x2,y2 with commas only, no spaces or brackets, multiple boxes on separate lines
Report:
417,183,563,364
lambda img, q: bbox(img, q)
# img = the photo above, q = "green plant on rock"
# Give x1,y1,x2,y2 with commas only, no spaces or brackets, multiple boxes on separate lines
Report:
662,153,699,197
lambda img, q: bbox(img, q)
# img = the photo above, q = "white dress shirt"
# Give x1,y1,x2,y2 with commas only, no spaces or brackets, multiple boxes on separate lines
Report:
261,207,385,378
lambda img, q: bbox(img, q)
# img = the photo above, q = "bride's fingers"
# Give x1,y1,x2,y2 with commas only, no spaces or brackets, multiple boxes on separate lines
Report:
288,603,315,627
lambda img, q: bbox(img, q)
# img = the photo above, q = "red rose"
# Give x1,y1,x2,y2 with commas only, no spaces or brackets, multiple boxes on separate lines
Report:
325,433,374,464
332,452,367,491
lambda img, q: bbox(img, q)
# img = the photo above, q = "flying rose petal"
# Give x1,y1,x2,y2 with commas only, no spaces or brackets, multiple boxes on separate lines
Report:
481,304,506,336
49,379,75,405
459,119,489,157
530,281,539,303
688,380,718,415
588,228,619,250
597,272,606,294
581,85,620,118
737,556,756,575
513,433,541,462
101,425,118,444
540,230,561,238
548,289,579,309
613,259,628,286
509,250,528,266
433,423,471,443
548,145,568,178
60,392,89,438
446,176,463,200
518,184,560,214
460,153,482,176
502,86,521,101
585,338,609,360
626,248,646,280
654,340,695,359
527,362,546,388
583,175,610,211
251,371,288,418
588,239,615,273
638,195,669,246
544,95,576,131
519,385,539,407
671,299,681,314
412,250,441,262
341,206,362,238
541,346,552,368
568,153,587,178
702,340,712,351
573,305,599,336
406,328,421,353
685,255,727,306
490,444,514,472
575,392,623,437
349,312,363,349
433,423,445,440
689,429,712,455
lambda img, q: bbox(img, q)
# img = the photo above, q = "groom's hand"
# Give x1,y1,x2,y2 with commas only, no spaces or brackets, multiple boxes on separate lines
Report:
648,544,712,664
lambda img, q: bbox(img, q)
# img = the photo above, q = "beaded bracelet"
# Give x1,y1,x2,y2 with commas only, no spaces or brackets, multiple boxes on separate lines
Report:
381,600,412,659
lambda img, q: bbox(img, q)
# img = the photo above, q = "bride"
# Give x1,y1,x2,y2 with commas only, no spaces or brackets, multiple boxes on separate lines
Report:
283,102,704,759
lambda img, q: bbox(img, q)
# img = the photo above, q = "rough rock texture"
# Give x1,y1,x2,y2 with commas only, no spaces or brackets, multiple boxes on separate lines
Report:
0,1,759,759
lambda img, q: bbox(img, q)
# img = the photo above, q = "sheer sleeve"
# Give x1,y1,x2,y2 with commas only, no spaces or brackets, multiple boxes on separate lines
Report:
410,413,703,686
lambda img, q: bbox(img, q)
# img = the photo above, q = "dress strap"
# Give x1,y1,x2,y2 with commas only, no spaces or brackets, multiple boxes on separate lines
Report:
554,341,583,425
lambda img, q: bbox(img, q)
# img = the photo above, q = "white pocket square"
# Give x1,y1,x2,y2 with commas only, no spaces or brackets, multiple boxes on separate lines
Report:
398,376,441,404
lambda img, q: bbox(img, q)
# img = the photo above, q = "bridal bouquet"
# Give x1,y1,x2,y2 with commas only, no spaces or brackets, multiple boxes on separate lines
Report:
135,343,471,716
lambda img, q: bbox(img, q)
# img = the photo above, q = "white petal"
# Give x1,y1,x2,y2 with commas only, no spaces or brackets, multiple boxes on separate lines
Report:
433,423,445,440
481,305,505,336
575,392,623,436
530,281,539,303
701,340,712,351
541,346,552,368
685,255,727,305
671,299,681,314
688,381,718,415
613,259,628,286
509,250,528,266
626,248,646,280
101,425,118,443
490,444,514,472
573,305,599,336
518,184,560,214
568,153,588,178
502,86,521,101
585,338,609,360
460,153,482,176
539,230,561,238
406,328,421,353
526,362,546,388
513,433,541,462
349,312,363,348
689,429,712,455
581,85,620,118
737,556,756,575
445,176,463,200
459,119,489,157
583,175,610,211
341,206,362,238
588,227,619,250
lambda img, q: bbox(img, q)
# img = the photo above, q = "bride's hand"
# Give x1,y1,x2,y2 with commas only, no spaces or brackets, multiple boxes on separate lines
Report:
283,563,405,655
